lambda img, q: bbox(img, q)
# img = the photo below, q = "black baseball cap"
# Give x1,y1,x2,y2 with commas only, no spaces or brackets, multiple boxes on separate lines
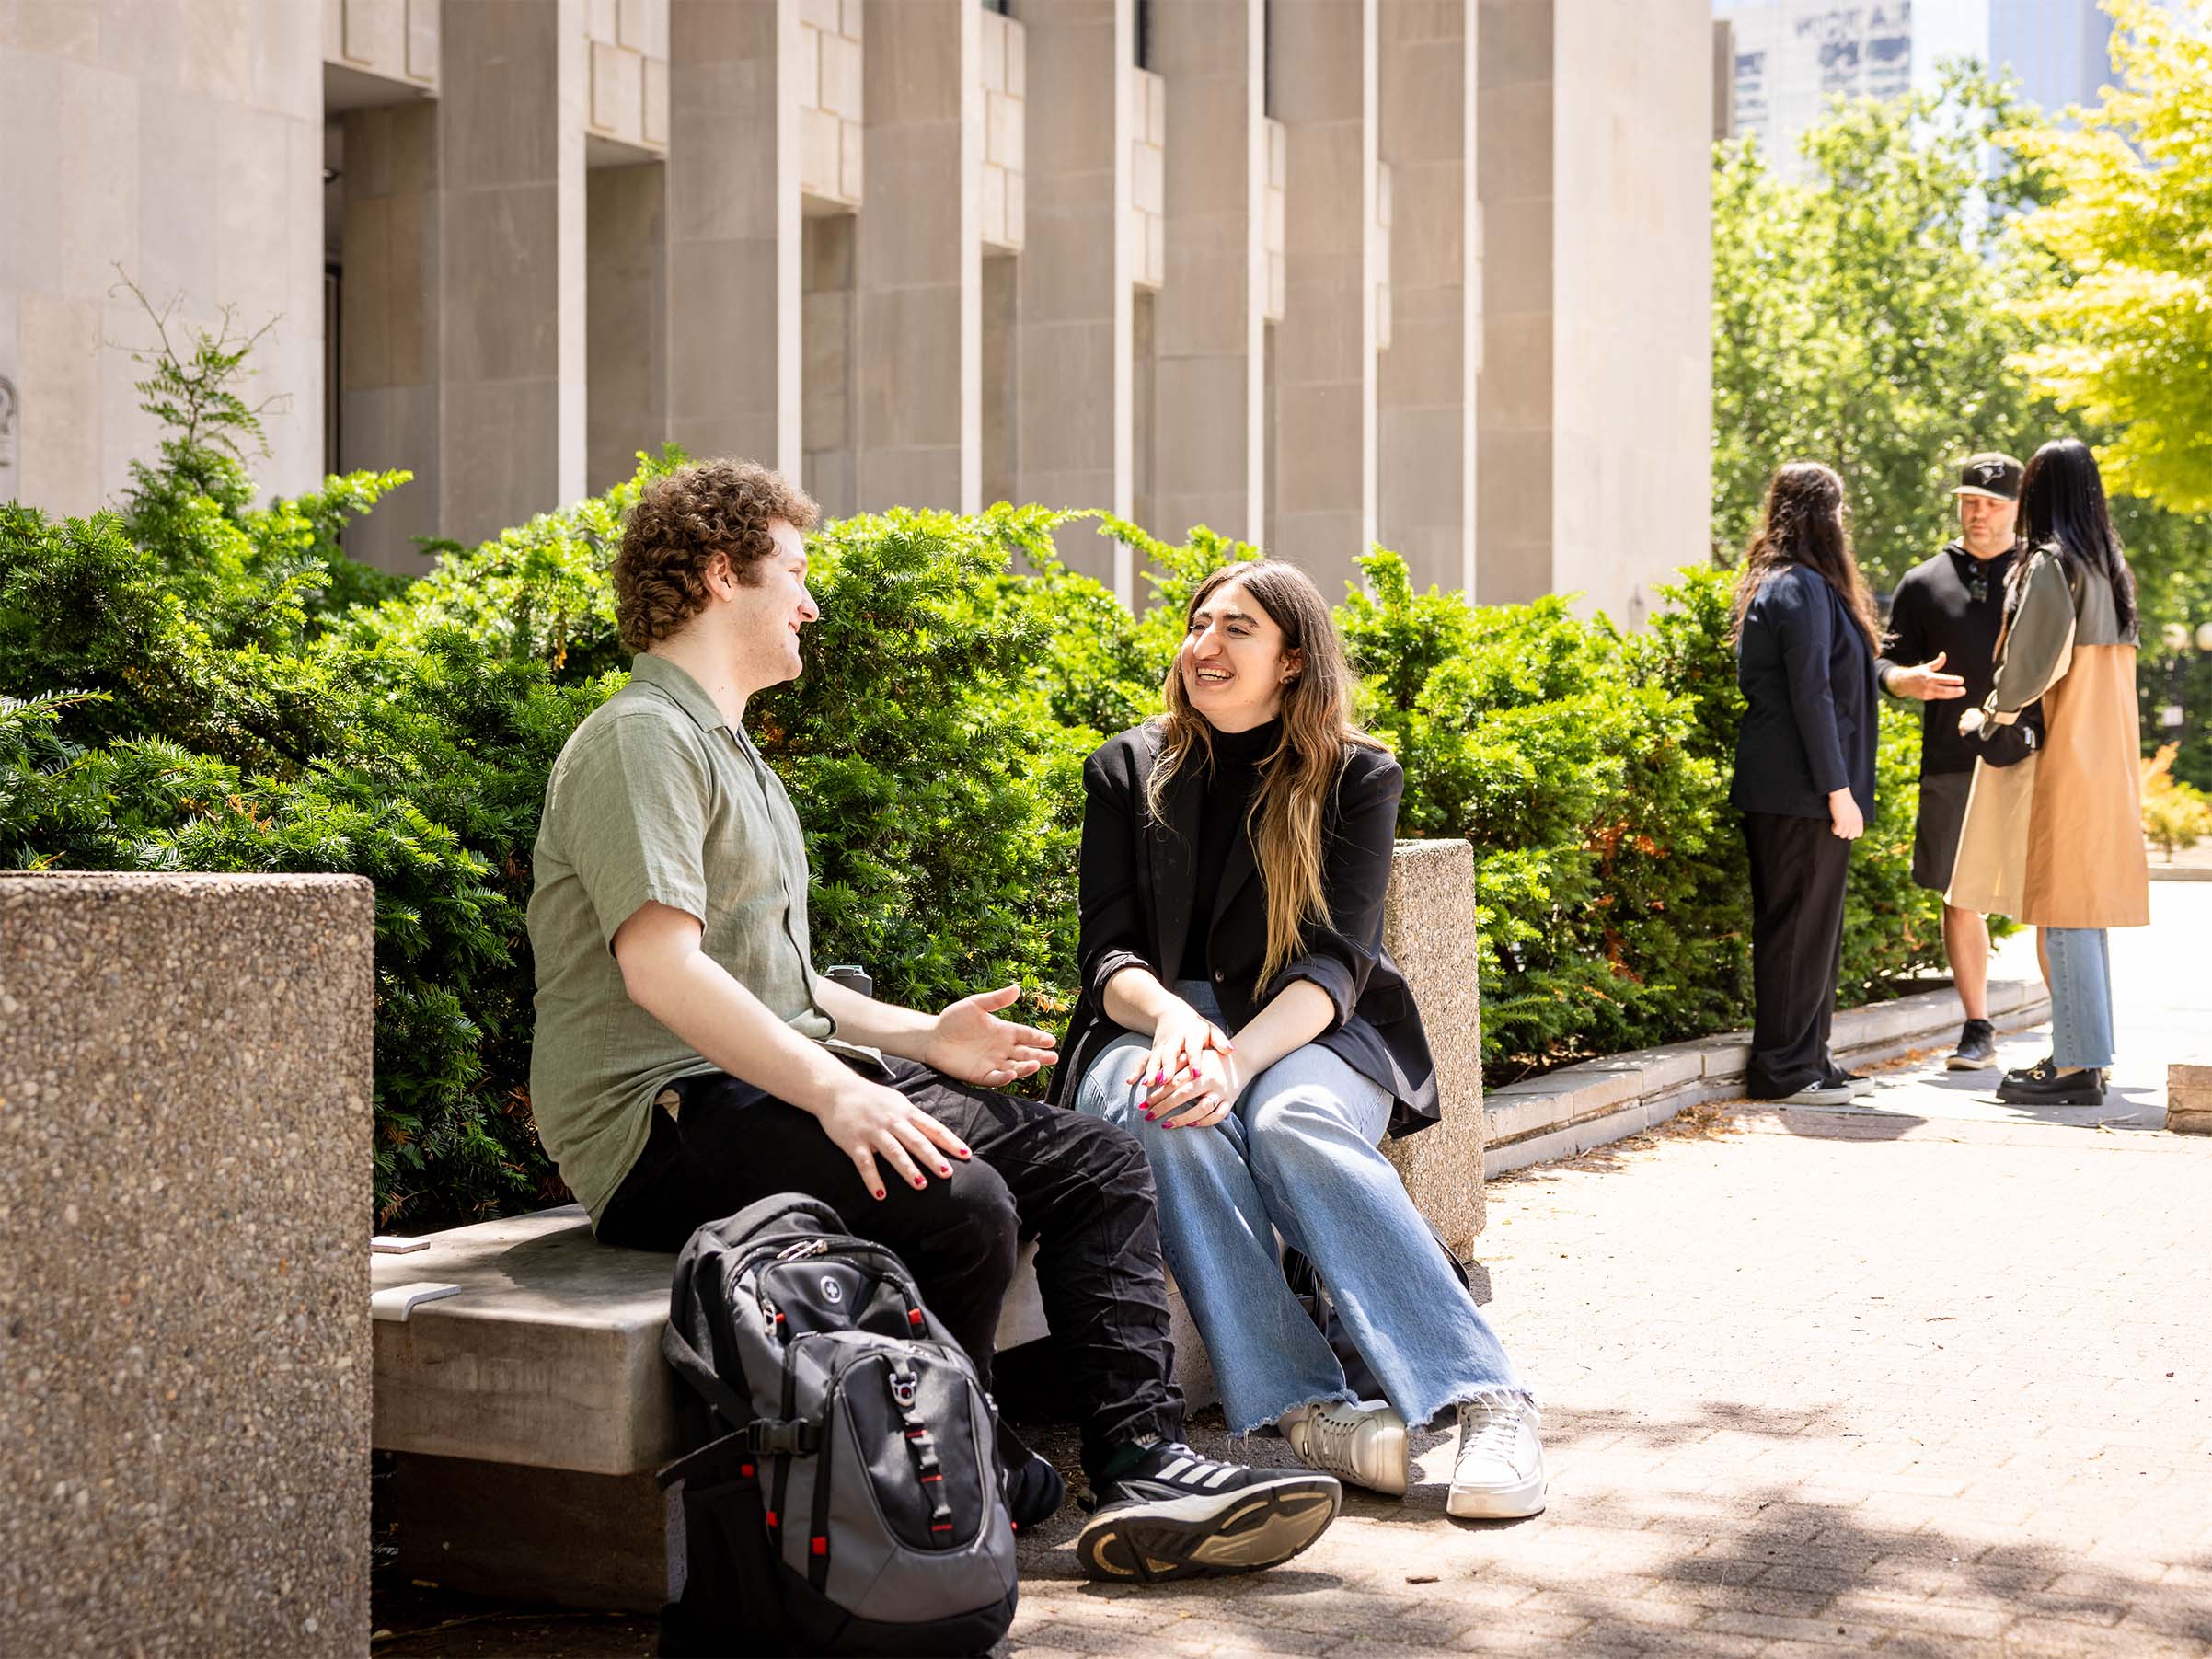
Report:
1951,452,2022,501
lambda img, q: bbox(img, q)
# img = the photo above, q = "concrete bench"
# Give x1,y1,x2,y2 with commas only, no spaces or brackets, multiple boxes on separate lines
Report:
373,840,1484,1609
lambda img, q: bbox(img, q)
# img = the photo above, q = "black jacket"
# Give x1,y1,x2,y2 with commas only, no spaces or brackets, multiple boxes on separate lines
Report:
1046,723,1442,1137
1877,540,2042,776
1730,563,1879,821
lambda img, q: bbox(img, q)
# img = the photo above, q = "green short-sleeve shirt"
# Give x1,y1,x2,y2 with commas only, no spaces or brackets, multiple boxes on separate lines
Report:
526,652,838,1224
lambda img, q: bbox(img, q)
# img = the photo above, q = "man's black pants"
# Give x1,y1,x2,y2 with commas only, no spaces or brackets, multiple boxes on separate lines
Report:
597,1057,1184,1480
1742,810,1856,1099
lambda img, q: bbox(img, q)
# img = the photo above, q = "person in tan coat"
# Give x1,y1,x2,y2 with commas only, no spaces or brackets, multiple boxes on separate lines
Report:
1945,439,2149,1106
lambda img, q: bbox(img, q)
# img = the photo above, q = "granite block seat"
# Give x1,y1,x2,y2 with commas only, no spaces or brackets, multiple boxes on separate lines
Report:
372,841,1485,1609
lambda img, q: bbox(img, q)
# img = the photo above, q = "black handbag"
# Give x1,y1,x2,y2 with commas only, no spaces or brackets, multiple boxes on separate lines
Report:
1981,701,2043,769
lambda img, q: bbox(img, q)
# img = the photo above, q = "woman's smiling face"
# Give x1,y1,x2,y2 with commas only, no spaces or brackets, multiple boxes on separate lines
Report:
1179,579,1301,732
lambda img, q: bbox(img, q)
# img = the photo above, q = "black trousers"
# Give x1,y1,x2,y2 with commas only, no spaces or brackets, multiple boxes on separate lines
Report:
597,1055,1184,1480
1742,811,1855,1099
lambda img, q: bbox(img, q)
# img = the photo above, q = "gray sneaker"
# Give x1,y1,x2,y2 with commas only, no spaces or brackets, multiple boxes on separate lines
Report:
1769,1078,1857,1106
1947,1020,1998,1070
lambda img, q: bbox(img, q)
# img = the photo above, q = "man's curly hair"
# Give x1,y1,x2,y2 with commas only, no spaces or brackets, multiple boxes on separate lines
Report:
612,460,821,651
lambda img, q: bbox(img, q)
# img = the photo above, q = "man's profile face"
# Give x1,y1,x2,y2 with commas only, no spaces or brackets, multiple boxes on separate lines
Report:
719,518,817,687
1956,491,2018,556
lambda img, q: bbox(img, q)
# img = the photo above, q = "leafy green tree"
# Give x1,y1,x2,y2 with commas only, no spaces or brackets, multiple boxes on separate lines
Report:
2005,0,2212,515
1711,71,2063,585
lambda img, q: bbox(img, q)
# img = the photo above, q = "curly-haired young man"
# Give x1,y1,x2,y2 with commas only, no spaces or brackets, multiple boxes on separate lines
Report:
526,459,1341,1583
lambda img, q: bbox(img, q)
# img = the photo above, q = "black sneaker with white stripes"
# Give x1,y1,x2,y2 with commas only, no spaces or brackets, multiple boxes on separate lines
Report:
1074,1443,1341,1584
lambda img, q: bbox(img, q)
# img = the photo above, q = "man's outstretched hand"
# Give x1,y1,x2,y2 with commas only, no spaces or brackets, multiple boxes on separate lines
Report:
1886,651,1966,701
924,984,1059,1089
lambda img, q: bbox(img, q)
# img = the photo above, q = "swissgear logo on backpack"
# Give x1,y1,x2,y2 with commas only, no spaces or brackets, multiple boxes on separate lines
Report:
657,1195,1017,1658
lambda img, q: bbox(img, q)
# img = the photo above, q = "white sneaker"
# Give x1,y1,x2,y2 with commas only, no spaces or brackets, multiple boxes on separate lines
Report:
1446,1398,1546,1519
1282,1400,1410,1497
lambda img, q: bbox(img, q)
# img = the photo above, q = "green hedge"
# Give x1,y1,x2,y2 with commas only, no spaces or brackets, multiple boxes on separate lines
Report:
4,434,1968,1225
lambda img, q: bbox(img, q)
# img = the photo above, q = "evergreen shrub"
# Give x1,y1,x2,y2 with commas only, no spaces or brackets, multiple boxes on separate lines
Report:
1,338,1975,1223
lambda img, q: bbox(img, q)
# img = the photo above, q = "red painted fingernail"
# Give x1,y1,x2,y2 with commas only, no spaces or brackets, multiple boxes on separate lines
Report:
874,1189,887,1200
939,1165,953,1177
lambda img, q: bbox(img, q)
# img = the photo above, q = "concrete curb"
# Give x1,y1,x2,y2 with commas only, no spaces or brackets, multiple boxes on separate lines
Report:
2148,865,2212,882
1483,976,2052,1178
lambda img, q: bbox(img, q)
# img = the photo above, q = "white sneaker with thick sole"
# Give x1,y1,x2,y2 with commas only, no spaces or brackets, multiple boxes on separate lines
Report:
1283,1400,1411,1497
1446,1398,1547,1519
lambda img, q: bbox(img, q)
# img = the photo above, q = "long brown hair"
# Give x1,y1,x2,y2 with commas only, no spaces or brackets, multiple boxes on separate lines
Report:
1729,462,1880,653
1144,561,1387,989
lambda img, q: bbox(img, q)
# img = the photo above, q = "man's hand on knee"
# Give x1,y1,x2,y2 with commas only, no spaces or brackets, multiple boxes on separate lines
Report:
812,1077,974,1201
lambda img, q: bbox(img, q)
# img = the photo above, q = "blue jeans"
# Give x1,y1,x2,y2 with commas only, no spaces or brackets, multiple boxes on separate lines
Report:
2045,927,2115,1069
1072,979,1527,1434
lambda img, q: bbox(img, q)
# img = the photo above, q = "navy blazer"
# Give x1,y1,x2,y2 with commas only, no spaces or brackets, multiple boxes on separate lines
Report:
1046,723,1442,1137
1730,563,1879,820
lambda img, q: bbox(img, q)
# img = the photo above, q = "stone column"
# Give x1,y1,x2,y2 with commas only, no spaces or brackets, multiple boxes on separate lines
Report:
665,0,801,476
852,0,978,512
436,0,589,547
1270,0,1379,593
1147,0,1267,548
1010,0,1131,594
1474,0,1553,608
1477,0,1711,625
0,873,374,1656
1378,0,1476,598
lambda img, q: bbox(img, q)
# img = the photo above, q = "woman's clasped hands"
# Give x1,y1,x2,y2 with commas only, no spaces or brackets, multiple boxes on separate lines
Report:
1127,1001,1244,1130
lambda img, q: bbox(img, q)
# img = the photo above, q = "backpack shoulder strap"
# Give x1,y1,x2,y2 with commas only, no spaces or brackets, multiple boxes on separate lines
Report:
662,1317,755,1429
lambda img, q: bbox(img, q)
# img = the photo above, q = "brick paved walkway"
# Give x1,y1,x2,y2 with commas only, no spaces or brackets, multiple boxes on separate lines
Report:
1009,1104,2212,1656
1008,892,2212,1656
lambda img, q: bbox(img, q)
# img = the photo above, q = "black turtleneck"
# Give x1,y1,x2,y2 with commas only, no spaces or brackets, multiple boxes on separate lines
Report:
1177,718,1282,983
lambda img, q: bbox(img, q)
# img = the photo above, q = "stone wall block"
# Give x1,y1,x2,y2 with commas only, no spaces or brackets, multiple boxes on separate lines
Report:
0,873,374,1656
1378,840,1487,1252
2169,1063,2212,1135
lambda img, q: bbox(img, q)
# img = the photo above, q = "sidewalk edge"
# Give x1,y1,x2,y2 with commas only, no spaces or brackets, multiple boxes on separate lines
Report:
1483,978,2052,1179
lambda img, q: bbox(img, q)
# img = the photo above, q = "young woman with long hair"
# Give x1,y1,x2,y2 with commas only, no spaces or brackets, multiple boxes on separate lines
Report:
1729,462,1881,1103
1052,559,1544,1520
1946,438,2149,1104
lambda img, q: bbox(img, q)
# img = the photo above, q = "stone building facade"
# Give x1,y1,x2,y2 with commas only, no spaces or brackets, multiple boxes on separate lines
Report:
0,0,1711,620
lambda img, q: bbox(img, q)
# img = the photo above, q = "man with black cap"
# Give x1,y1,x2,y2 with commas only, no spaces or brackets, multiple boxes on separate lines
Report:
1876,452,2043,1070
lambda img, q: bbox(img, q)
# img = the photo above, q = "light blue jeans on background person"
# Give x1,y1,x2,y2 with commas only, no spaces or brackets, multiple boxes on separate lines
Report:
2045,926,2115,1069
1072,979,1527,1436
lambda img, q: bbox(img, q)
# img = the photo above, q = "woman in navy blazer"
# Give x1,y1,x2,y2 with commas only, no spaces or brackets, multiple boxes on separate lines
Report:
1730,462,1881,1102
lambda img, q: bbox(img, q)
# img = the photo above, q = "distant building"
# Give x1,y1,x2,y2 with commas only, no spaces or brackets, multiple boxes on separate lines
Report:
1714,0,2123,180
1986,0,2116,117
1715,0,1914,179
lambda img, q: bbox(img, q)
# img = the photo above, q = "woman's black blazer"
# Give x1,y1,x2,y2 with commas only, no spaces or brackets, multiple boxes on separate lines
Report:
1729,562,1878,821
1046,722,1443,1137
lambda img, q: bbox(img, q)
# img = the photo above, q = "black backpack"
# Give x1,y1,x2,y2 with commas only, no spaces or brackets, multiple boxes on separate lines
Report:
656,1195,1018,1657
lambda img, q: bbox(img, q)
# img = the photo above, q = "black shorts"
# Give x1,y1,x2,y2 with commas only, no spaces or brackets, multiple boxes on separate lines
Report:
1911,768,1975,893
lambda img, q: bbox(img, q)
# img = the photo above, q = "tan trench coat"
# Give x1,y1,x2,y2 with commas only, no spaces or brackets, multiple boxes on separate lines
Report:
1946,547,2150,928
